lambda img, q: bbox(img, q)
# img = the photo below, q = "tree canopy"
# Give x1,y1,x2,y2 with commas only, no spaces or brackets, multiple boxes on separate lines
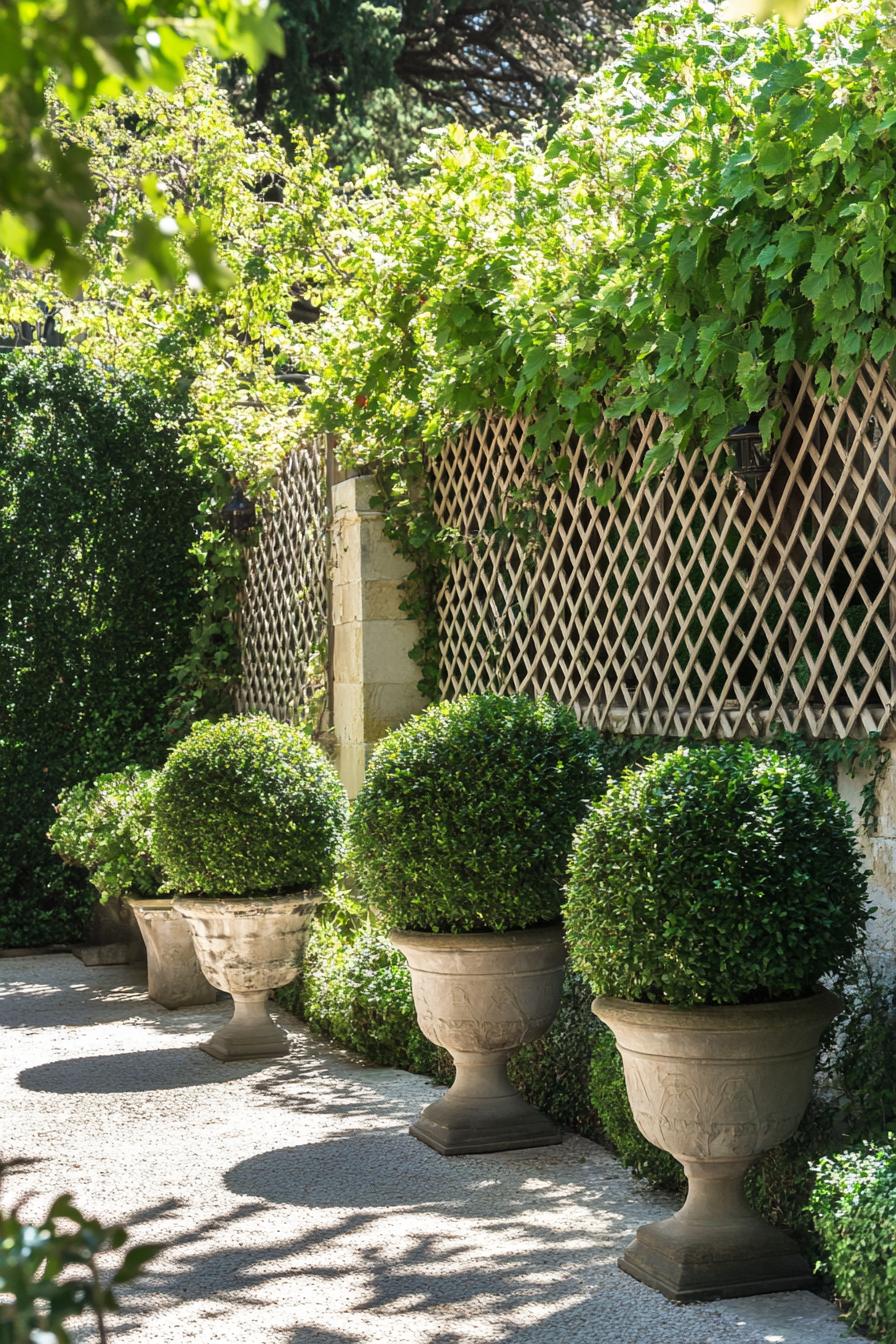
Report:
227,0,641,173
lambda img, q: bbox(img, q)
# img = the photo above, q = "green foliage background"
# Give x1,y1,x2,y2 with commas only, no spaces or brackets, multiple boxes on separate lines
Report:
0,0,282,287
308,0,896,477
0,351,201,945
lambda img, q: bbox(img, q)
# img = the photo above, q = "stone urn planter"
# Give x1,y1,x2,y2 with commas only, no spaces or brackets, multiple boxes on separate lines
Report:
126,897,216,1009
150,717,347,1064
73,895,145,966
174,894,319,1060
593,989,842,1301
391,923,566,1155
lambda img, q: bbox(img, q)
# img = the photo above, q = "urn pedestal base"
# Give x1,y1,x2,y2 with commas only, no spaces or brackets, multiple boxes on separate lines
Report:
593,991,841,1302
410,1049,561,1155
201,991,289,1061
174,894,318,1062
618,1159,812,1302
391,925,565,1157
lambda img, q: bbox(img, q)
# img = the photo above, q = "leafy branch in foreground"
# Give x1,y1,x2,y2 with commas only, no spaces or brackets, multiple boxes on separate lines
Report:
0,0,283,289
0,1162,158,1344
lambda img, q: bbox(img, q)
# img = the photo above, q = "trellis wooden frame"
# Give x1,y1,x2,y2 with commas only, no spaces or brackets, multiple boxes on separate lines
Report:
432,361,896,740
235,438,329,722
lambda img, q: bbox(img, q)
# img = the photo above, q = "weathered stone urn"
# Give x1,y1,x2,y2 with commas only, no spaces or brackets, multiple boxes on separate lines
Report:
73,896,145,966
174,894,319,1060
126,898,216,1010
391,923,566,1155
593,989,841,1301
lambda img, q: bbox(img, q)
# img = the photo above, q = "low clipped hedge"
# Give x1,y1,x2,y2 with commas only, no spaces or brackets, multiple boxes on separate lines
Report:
565,743,868,1006
348,693,605,933
810,1140,896,1342
49,768,161,902
152,716,347,896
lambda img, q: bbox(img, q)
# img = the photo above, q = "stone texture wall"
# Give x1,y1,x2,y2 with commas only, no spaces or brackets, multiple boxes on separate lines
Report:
330,475,427,798
839,753,896,966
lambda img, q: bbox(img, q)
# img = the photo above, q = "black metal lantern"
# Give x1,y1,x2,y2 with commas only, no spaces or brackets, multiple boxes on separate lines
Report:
727,414,771,490
222,481,256,537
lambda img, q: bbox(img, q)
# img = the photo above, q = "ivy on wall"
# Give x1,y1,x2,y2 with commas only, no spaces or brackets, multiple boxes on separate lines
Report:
0,351,202,946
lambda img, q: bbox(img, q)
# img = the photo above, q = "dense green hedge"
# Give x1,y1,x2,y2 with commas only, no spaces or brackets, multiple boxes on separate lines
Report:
811,1140,896,1342
0,351,201,946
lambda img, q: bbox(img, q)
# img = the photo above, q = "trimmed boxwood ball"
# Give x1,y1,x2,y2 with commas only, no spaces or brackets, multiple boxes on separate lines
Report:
348,692,606,933
564,743,869,1007
152,716,347,897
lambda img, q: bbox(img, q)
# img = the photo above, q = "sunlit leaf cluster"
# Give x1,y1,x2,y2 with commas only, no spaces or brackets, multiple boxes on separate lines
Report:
0,0,283,288
307,0,896,481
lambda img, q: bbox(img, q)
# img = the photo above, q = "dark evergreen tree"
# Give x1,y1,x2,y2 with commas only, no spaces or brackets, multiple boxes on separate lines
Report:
226,0,640,173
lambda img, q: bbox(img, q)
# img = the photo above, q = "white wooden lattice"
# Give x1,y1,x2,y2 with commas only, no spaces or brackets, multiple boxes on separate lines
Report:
235,439,329,722
432,362,896,739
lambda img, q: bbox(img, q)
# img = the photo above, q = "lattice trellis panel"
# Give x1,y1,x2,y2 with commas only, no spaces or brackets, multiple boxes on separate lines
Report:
235,439,329,722
432,362,896,739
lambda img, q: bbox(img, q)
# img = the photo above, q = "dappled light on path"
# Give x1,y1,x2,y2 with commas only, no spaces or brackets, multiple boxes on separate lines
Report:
2,955,861,1344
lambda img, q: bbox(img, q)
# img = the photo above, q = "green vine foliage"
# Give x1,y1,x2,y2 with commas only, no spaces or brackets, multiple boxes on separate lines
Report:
308,0,896,478
305,0,896,809
0,351,202,946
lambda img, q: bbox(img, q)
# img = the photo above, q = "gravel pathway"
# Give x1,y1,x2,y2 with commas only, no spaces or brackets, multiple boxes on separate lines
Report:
1,954,864,1344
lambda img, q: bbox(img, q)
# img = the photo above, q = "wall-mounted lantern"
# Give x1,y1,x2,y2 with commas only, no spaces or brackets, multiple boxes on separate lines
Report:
728,414,772,490
222,481,256,537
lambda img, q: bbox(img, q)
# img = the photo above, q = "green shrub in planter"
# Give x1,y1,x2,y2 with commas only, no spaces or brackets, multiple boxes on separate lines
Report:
49,768,161,902
810,1139,896,1343
565,743,869,1006
152,716,347,896
348,693,605,932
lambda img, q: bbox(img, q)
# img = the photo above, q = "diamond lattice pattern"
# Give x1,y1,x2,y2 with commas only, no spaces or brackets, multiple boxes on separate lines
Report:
235,439,329,722
431,363,896,739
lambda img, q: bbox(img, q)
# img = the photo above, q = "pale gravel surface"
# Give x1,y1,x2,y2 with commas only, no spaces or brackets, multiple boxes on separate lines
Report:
1,954,865,1344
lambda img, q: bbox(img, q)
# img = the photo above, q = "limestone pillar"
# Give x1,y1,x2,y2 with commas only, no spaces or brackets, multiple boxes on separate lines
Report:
330,475,428,798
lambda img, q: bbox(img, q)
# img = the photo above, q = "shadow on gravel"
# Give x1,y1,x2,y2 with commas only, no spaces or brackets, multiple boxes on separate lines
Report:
0,972,151,1030
17,1046,274,1094
217,1131,656,1344
250,1050,421,1126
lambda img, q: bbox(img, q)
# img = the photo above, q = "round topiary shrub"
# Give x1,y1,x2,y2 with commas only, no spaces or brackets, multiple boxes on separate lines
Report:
564,743,868,1007
348,692,605,933
152,716,347,897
